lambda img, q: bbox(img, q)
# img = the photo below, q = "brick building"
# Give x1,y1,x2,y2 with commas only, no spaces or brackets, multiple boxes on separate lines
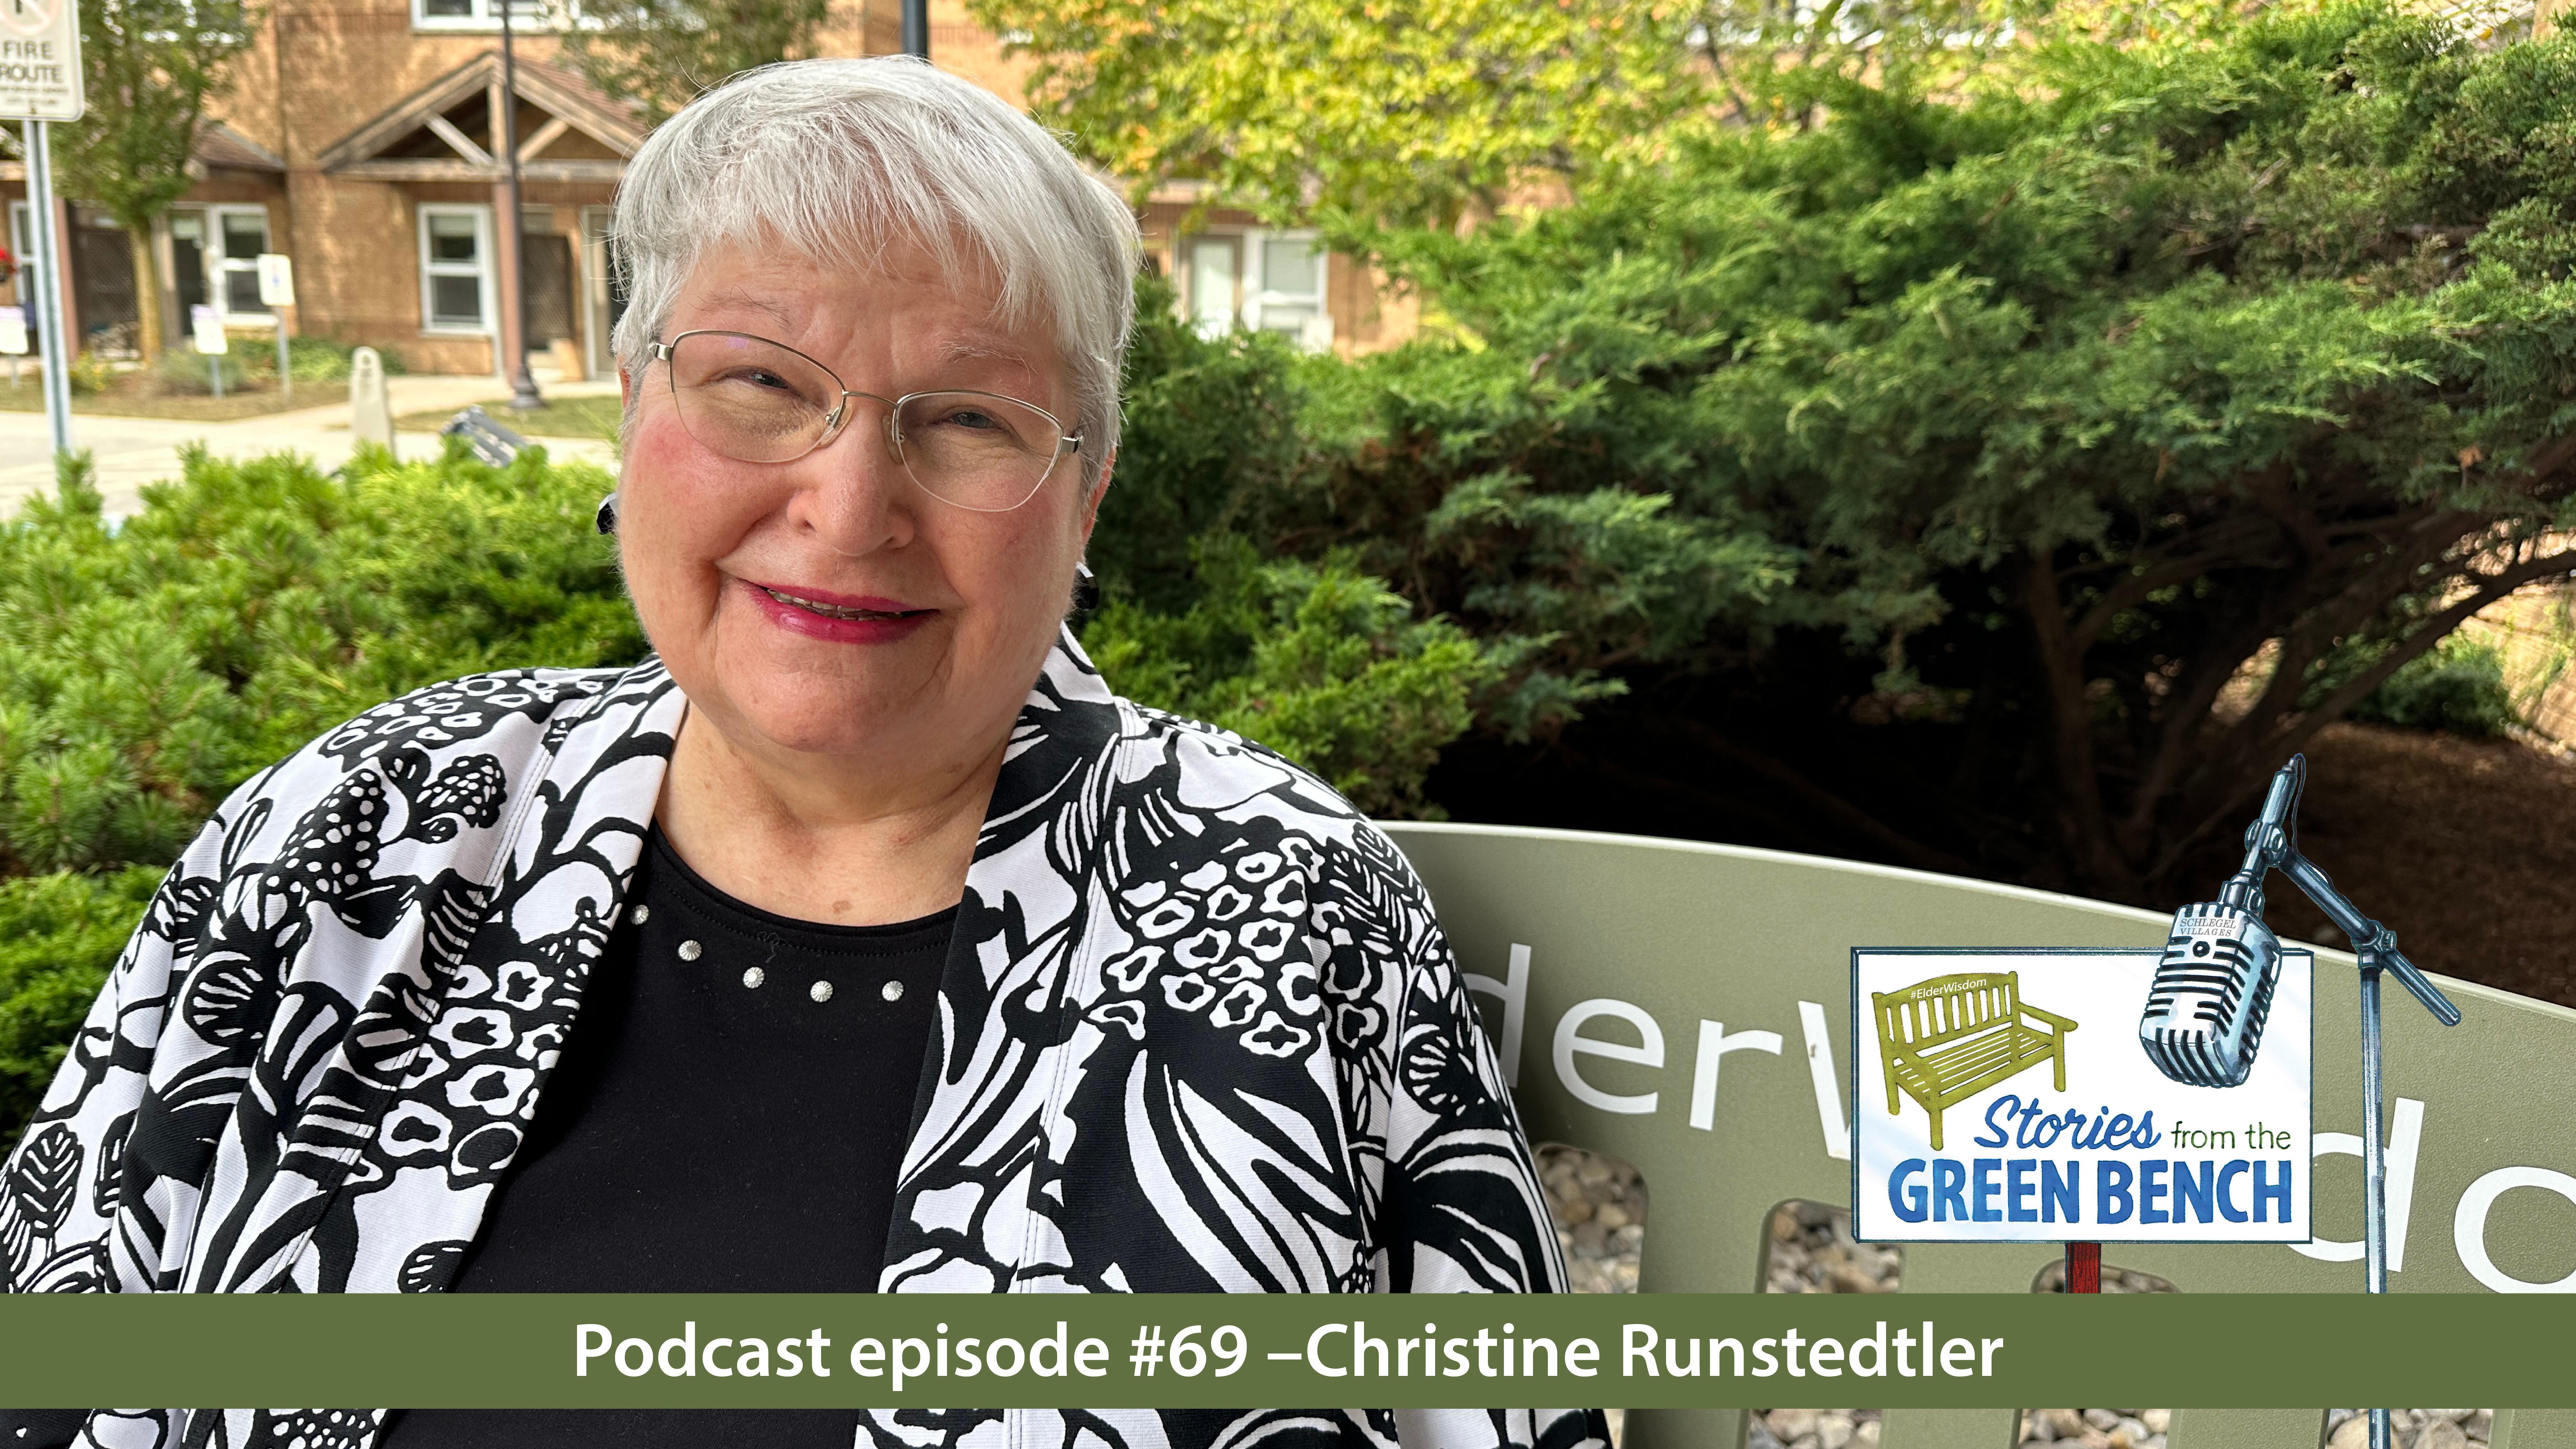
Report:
4,0,1411,380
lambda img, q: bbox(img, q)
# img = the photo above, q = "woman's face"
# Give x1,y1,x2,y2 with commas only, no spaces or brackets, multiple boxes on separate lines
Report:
618,235,1106,778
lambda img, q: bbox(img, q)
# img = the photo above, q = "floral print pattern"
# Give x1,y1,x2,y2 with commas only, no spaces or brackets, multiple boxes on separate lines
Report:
4,634,1601,1449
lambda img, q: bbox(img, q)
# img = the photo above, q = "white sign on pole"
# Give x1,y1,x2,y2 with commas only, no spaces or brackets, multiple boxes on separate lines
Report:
0,0,85,123
190,303,228,355
1850,947,2314,1244
0,303,25,354
256,253,295,308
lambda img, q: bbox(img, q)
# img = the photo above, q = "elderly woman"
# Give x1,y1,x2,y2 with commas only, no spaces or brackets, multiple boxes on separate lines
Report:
1,57,1597,1449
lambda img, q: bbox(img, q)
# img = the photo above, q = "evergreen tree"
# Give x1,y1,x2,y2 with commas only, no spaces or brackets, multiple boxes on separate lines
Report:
1252,4,2576,897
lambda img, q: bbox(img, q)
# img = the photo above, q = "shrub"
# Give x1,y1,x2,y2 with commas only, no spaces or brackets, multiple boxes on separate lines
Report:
63,351,116,397
1088,272,1307,613
151,344,251,395
266,335,408,383
2351,638,2521,737
0,443,642,879
145,336,406,394
1082,537,1497,818
0,865,162,1152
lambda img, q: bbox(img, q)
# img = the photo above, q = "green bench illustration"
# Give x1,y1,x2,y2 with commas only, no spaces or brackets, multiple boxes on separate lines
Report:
1873,971,2078,1150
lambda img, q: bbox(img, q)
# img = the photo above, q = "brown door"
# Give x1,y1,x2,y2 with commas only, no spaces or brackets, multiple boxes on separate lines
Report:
522,232,575,348
70,220,139,353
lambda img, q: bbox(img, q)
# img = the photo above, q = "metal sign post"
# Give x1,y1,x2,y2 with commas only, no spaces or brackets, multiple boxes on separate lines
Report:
5,0,86,458
21,121,71,450
258,252,295,398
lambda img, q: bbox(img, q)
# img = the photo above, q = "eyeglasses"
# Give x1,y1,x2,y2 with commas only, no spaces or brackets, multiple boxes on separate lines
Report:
646,329,1083,513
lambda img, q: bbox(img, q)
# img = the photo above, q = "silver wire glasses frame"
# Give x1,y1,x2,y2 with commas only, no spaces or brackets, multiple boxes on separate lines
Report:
646,329,1084,513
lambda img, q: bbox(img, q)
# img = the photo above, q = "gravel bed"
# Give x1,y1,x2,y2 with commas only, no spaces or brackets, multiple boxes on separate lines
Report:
1762,1198,1902,1294
2321,1411,2494,1448
1746,1408,1885,1449
1539,1143,1647,1295
2015,1408,2171,1448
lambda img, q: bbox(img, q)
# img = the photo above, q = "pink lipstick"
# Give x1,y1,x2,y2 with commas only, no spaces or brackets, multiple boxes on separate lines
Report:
742,578,934,644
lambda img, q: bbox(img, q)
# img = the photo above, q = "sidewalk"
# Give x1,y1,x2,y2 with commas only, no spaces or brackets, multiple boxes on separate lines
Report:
0,373,621,522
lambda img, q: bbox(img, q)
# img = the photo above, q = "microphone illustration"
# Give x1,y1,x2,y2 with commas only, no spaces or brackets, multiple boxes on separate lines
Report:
2139,754,2461,1088
2139,761,2301,1086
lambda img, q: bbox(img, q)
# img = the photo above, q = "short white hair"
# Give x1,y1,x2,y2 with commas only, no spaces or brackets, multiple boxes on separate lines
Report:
609,57,1140,468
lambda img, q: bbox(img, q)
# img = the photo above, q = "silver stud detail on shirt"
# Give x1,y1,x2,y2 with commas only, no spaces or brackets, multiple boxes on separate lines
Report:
810,980,835,1003
881,980,904,1002
742,967,766,989
677,939,702,962
629,905,650,925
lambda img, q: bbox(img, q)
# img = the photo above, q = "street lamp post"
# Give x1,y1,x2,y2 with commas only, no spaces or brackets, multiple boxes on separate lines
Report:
498,0,545,412
902,0,928,57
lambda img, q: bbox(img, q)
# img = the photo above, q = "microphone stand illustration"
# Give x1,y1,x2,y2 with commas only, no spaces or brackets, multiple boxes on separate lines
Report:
2138,754,2461,1449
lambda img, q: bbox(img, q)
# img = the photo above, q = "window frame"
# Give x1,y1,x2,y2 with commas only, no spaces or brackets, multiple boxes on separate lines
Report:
418,203,496,336
1183,233,1241,341
181,204,279,324
411,0,565,33
1244,228,1330,350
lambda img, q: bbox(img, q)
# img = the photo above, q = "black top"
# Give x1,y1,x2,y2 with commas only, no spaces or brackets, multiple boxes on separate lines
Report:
380,826,952,1449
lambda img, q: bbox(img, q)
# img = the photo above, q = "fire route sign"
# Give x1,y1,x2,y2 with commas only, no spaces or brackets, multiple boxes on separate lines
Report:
1,0,83,123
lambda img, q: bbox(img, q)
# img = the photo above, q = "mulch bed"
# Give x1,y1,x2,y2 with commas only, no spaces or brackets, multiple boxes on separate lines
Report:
2190,722,2576,1010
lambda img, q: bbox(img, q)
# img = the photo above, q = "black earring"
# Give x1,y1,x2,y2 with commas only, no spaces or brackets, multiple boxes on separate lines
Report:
595,492,619,536
1071,562,1100,613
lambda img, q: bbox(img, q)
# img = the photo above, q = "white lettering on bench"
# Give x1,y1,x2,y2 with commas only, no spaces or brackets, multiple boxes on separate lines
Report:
1463,943,1533,1088
1800,1001,1851,1162
2290,1097,2424,1269
1555,999,1665,1114
2454,1166,2576,1293
1689,1022,1783,1131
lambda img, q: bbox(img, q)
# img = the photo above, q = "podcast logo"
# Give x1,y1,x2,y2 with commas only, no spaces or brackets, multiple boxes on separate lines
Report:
1851,948,2313,1245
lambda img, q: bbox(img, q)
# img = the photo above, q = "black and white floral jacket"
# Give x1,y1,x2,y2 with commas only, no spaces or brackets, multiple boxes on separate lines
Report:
2,631,1602,1449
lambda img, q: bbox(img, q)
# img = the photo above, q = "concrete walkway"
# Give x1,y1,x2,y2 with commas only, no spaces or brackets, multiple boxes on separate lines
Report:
1,373,621,522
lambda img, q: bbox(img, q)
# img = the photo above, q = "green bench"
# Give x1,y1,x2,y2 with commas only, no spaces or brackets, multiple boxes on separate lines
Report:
1873,970,2077,1150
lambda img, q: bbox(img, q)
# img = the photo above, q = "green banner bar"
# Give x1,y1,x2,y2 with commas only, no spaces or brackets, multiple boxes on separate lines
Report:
2,1294,2571,1407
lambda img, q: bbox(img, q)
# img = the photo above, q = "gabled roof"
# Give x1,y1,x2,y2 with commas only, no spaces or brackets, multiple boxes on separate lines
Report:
316,51,647,183
193,120,287,174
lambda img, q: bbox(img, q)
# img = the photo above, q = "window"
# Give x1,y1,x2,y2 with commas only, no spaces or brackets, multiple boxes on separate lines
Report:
1186,236,1238,340
169,212,209,312
219,210,271,315
412,0,559,31
170,206,278,321
419,205,494,333
1181,228,1333,350
1247,232,1329,349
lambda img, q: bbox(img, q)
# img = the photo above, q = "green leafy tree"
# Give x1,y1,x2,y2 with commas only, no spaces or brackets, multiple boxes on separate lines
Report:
53,0,266,360
971,0,1707,228
553,0,830,125
1237,4,2576,898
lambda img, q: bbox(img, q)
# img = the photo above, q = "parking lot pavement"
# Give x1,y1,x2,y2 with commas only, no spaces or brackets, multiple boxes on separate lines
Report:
0,375,620,523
